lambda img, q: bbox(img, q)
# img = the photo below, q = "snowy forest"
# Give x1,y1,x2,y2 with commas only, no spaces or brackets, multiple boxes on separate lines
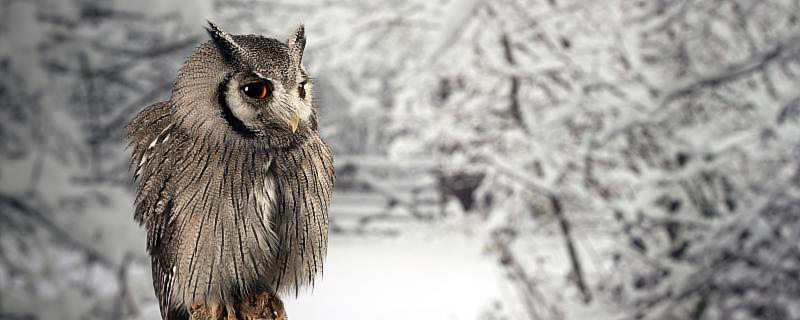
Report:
2,0,800,319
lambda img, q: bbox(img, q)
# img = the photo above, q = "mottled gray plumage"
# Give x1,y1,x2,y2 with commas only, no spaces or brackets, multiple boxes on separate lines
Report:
126,22,334,319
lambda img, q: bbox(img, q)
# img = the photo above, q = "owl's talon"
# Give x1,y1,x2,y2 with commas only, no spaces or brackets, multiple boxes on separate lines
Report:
226,303,237,320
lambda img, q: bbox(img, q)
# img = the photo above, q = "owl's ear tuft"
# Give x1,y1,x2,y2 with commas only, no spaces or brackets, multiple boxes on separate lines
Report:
205,21,246,63
287,24,306,64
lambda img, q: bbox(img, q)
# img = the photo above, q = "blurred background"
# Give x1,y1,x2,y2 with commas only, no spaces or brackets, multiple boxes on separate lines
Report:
2,0,800,319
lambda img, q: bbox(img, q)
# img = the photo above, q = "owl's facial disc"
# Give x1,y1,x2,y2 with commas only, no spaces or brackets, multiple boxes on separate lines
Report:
223,72,311,135
203,22,312,137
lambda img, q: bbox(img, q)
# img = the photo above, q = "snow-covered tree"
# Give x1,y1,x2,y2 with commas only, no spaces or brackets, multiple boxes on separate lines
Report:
0,1,198,318
390,0,800,318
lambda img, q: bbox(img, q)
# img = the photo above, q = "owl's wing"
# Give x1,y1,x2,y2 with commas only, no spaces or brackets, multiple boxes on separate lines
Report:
270,135,335,295
127,101,184,319
148,200,186,320
126,101,176,223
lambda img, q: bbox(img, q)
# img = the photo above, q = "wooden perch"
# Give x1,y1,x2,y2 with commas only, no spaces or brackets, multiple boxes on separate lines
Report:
188,291,287,320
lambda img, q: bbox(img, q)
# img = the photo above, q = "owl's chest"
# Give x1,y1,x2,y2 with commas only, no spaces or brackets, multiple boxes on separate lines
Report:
168,163,280,304
253,166,279,237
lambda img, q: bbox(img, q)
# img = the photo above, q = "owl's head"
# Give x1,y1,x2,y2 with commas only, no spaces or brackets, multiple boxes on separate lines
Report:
171,22,314,146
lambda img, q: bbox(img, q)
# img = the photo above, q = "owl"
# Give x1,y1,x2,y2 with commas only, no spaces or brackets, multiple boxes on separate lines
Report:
126,22,334,319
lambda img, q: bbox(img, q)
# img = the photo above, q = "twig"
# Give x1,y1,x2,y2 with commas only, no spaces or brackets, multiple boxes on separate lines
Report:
659,35,800,108
549,194,592,303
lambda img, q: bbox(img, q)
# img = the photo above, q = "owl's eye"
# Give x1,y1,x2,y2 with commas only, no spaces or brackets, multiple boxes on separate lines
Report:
298,80,307,100
241,81,272,100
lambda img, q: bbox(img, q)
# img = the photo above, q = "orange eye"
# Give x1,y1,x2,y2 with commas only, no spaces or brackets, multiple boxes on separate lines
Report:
241,81,272,99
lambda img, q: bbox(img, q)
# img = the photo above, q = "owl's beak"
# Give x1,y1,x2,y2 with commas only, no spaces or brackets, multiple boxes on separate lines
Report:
289,113,300,133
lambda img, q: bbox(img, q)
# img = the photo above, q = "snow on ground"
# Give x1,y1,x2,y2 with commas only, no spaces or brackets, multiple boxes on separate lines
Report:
285,228,503,320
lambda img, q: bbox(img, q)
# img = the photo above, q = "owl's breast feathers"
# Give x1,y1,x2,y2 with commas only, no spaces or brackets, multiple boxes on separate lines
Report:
127,101,334,319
